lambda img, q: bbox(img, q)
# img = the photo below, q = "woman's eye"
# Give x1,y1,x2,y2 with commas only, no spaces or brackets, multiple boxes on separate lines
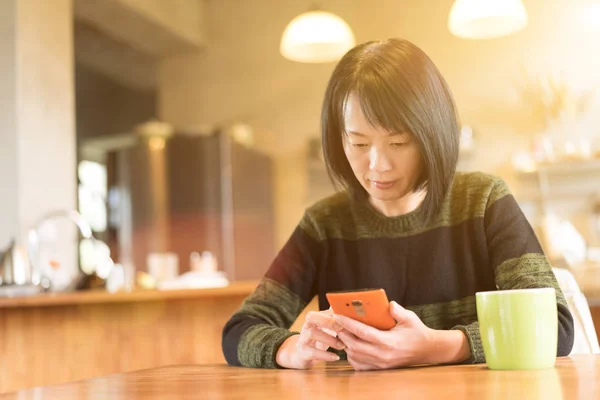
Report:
352,143,369,148
391,142,406,147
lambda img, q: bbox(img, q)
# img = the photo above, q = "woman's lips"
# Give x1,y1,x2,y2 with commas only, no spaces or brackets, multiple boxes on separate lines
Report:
370,180,395,190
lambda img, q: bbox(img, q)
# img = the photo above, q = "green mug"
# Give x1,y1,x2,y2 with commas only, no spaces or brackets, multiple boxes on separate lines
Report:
476,288,558,370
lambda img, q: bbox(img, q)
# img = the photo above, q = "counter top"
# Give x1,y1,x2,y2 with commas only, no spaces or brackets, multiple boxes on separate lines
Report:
0,280,258,309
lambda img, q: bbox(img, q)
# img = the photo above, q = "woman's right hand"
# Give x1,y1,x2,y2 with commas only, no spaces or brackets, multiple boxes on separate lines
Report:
275,309,346,369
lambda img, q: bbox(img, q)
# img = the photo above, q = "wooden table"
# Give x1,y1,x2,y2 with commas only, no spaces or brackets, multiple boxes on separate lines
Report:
2,355,598,399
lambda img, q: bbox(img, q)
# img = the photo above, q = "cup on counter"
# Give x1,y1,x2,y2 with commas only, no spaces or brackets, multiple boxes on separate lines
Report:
147,252,179,282
476,287,558,370
106,263,125,293
190,251,218,273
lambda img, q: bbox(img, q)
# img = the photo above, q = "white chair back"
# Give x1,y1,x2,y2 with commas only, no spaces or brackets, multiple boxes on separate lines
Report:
552,267,600,354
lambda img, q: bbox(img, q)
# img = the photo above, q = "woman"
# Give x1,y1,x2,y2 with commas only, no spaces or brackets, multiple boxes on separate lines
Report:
222,38,574,371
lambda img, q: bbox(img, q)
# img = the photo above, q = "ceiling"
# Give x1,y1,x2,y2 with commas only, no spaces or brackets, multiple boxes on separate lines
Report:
74,20,158,90
73,0,205,90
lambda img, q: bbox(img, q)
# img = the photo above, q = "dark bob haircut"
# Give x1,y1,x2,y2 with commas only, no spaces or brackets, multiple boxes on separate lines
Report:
321,38,460,223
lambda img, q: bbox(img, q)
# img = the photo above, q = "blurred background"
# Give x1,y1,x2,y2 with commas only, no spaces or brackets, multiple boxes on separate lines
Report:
1,0,600,392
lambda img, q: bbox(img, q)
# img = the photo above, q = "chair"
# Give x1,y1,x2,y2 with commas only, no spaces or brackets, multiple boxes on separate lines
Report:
552,267,600,354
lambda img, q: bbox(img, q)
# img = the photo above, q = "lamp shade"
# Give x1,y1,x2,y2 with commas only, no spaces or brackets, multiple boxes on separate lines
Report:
280,11,355,63
448,0,528,39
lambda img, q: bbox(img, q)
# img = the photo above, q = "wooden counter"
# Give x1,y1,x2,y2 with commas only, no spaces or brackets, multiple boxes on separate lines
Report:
0,281,260,393
0,282,259,309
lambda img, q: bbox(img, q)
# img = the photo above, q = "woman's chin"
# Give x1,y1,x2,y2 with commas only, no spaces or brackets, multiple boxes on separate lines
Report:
366,190,405,202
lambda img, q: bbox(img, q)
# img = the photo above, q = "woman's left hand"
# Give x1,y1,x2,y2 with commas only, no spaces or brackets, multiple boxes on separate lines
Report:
334,301,454,371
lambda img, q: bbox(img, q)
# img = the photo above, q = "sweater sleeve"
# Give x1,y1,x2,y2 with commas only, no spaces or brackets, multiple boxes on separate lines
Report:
221,213,324,368
452,178,575,364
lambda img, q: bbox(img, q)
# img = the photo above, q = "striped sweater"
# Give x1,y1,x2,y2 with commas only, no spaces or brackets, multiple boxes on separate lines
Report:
222,172,575,367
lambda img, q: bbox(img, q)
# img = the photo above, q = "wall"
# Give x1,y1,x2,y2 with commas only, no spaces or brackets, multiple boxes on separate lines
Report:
0,0,19,248
0,0,76,248
76,63,157,140
121,0,205,48
158,0,600,247
273,150,309,250
74,20,159,91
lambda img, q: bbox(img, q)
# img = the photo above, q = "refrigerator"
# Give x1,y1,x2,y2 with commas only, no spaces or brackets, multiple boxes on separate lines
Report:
105,130,276,281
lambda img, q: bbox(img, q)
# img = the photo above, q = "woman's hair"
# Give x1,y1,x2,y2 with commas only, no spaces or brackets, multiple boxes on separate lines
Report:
321,38,460,223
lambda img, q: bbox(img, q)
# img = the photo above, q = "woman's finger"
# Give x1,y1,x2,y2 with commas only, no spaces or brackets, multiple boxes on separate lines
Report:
321,327,338,337
347,356,377,371
338,330,378,356
333,314,385,343
304,326,345,350
301,346,341,362
345,347,384,367
305,311,344,333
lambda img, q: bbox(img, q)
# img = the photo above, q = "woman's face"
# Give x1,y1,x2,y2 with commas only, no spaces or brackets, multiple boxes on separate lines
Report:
343,94,423,209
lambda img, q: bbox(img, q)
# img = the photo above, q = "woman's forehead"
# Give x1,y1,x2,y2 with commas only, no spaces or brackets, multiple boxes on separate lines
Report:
343,94,408,136
342,95,365,124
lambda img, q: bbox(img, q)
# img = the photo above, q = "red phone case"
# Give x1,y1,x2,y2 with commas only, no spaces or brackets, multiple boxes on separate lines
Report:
326,289,396,330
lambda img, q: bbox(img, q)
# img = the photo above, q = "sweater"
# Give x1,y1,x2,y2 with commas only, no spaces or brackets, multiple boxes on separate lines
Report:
222,172,575,368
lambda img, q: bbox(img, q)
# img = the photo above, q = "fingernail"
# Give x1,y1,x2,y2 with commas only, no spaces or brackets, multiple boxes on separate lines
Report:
331,316,343,330
331,354,340,361
337,342,346,350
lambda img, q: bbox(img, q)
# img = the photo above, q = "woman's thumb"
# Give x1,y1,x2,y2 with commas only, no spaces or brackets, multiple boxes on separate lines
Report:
389,301,412,324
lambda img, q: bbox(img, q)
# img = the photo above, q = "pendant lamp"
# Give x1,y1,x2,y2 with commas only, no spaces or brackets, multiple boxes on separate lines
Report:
448,0,528,39
280,10,355,63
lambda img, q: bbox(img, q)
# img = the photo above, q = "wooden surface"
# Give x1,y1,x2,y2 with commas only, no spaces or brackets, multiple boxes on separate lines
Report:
0,281,259,309
589,306,600,342
0,282,259,393
3,355,599,399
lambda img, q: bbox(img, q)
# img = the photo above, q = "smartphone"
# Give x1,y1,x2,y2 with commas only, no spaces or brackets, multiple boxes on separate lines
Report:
326,288,396,330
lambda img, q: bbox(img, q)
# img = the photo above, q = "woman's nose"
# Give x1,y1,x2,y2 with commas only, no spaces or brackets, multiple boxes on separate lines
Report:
369,146,392,173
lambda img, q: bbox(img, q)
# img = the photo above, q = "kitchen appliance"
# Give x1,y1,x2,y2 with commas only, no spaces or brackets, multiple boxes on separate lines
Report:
0,210,111,295
0,240,46,296
0,240,34,286
105,129,276,281
29,210,96,292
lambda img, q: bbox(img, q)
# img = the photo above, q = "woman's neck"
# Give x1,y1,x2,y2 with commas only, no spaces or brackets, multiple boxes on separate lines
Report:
369,190,426,217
